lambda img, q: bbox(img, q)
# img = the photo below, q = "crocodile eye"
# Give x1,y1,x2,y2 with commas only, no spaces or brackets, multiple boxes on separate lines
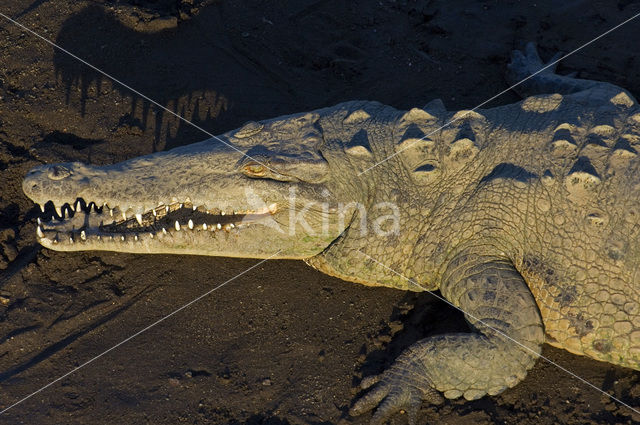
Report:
242,162,268,177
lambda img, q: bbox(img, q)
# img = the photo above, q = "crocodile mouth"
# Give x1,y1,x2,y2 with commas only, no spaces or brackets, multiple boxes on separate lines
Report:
35,198,279,246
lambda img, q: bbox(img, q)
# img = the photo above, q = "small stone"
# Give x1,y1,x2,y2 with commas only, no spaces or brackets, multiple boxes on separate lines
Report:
0,228,15,241
2,244,18,262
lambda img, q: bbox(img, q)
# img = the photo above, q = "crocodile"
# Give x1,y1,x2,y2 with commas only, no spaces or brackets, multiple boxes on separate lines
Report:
22,43,640,422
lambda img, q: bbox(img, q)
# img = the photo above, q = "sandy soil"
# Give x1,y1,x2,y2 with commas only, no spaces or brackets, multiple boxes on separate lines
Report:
1,1,640,424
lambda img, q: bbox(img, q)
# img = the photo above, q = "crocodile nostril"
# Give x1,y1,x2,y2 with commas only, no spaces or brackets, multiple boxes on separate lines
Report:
48,165,72,180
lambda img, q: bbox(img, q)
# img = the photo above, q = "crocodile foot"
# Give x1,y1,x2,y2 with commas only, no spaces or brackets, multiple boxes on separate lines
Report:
506,42,589,97
507,41,563,80
350,353,444,425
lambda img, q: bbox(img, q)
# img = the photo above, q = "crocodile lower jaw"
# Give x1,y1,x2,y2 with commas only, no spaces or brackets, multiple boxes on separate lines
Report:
35,197,278,246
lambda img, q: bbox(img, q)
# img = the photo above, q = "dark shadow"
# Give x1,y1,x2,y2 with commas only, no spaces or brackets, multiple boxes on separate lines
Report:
568,156,600,179
479,162,539,184
39,131,105,150
52,4,301,152
13,0,50,20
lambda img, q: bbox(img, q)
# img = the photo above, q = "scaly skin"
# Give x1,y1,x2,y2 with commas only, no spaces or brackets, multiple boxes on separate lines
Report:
22,43,640,422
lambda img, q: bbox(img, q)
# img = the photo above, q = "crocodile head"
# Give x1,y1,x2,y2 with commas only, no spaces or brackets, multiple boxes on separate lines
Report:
23,110,365,259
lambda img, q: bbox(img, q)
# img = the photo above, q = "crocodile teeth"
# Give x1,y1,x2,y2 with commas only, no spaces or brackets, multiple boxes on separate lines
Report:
188,219,194,229
69,235,74,243
109,209,114,217
162,227,167,235
121,235,125,241
37,217,41,225
80,230,86,241
217,223,222,230
202,223,207,230
75,200,82,211
175,221,181,231
40,204,45,213
152,209,157,216
36,225,44,238
135,213,143,226
134,235,138,241
122,211,127,221
55,206,62,217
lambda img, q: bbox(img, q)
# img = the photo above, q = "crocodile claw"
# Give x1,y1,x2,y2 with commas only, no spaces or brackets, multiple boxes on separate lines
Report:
508,42,561,77
350,362,443,424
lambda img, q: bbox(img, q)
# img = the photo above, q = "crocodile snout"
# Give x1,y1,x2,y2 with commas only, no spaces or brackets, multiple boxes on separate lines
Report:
23,162,91,207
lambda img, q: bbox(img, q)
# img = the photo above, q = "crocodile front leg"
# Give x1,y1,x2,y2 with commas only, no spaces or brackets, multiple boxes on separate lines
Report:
350,254,545,424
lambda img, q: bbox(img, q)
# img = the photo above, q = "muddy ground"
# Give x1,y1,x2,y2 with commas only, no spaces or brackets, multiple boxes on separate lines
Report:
1,1,640,424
